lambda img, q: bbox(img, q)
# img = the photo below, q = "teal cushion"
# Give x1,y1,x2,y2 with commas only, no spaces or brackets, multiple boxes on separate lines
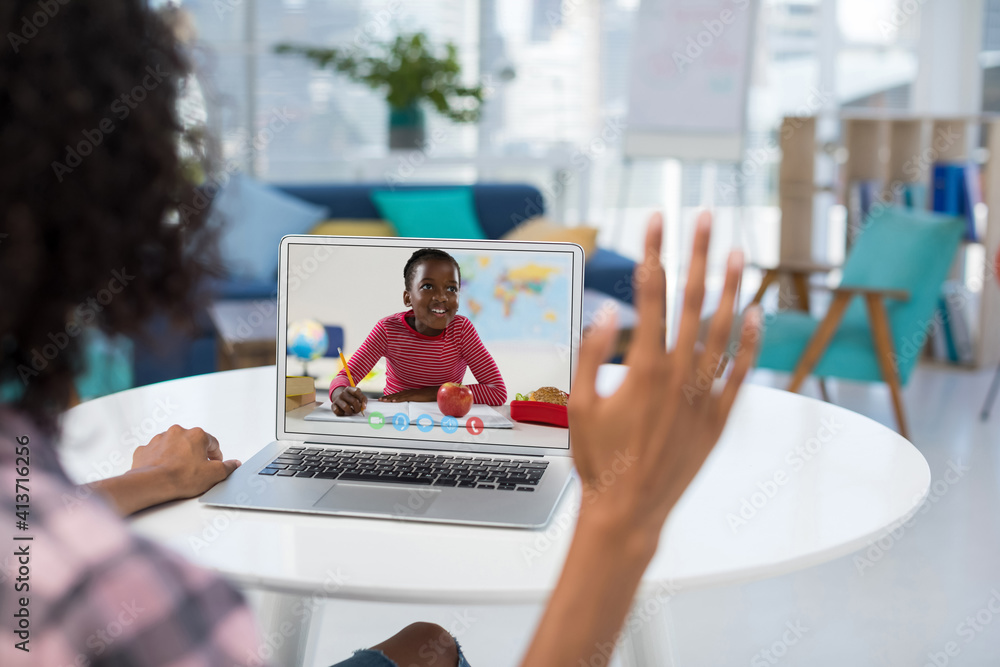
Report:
757,308,887,384
210,174,329,282
371,188,486,239
0,329,133,404
75,330,134,401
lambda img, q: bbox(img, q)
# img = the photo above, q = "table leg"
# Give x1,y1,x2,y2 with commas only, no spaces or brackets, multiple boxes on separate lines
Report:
249,589,318,667
617,593,679,667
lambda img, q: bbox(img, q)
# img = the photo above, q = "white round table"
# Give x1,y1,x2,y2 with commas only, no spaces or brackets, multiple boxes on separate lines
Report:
59,365,930,666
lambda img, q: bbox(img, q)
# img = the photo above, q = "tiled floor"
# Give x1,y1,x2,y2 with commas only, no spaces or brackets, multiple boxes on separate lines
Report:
284,362,999,667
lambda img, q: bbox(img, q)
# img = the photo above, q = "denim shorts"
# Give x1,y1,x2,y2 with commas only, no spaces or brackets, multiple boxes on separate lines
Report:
330,641,471,667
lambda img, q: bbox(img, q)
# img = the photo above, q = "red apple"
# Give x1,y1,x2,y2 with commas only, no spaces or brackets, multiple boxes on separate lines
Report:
437,382,473,417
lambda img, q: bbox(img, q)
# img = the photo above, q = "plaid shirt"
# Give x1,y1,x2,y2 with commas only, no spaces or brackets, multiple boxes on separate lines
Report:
0,407,263,667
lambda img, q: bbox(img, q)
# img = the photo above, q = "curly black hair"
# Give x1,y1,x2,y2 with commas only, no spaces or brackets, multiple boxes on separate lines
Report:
403,248,461,291
0,0,218,431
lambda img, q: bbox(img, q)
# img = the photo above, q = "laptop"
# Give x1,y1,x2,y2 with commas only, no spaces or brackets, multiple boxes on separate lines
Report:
200,235,582,528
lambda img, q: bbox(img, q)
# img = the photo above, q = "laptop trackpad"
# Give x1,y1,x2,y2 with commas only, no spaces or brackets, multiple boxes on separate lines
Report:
314,483,441,516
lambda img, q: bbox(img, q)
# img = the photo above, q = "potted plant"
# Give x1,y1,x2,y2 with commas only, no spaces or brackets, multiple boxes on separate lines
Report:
274,33,485,150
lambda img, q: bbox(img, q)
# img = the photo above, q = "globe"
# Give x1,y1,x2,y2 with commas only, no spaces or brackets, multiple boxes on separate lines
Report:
287,319,329,361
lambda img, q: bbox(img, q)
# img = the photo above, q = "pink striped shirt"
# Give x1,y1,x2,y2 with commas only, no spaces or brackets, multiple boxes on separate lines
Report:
330,311,507,406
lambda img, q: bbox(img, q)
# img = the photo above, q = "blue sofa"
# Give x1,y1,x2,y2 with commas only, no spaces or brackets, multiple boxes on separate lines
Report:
133,182,636,386
275,183,637,303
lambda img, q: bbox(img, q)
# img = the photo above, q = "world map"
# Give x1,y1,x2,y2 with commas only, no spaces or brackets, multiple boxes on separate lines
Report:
453,251,572,344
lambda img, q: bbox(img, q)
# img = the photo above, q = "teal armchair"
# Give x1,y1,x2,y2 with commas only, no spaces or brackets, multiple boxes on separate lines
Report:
751,208,965,438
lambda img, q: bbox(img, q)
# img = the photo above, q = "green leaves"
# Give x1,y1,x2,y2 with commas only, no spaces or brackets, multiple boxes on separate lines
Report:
273,32,484,124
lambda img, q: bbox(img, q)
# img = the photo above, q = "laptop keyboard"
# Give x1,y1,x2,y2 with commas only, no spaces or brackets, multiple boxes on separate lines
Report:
258,446,548,492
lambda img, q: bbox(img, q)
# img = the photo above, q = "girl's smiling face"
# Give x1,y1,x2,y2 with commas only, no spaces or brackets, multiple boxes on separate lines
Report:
403,258,460,336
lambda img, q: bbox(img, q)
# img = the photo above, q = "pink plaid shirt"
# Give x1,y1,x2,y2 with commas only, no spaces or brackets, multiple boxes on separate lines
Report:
0,407,263,667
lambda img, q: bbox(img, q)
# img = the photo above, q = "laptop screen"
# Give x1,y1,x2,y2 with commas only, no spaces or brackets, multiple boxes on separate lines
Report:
281,239,578,451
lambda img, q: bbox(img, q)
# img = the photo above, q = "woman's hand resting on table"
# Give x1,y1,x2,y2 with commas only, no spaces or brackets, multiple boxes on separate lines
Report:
88,425,241,516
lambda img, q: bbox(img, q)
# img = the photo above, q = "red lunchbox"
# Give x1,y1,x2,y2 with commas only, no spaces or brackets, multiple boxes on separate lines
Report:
510,400,569,428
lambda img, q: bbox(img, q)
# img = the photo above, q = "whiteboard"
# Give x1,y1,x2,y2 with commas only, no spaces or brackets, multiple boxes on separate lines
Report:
624,0,759,161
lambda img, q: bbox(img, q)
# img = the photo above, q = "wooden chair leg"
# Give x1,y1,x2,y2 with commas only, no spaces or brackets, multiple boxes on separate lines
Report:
788,293,853,394
980,362,1000,421
818,378,831,403
864,295,910,440
750,269,778,307
791,271,811,312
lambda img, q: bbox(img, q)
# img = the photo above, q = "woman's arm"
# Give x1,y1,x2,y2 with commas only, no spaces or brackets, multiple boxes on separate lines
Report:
521,212,759,665
458,319,507,405
87,425,241,516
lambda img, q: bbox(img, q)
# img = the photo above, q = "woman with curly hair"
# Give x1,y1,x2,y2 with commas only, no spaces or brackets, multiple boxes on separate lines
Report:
0,1,757,665
0,2,468,665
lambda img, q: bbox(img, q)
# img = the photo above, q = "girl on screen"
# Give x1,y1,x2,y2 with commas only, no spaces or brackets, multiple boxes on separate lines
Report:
329,248,507,415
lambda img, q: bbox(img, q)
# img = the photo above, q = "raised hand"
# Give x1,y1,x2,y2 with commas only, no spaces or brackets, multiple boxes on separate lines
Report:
569,210,760,535
521,211,759,667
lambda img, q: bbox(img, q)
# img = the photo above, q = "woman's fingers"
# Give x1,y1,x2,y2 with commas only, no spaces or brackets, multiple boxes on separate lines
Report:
626,213,667,361
673,212,712,366
204,432,223,461
717,307,760,416
571,312,618,410
697,249,743,385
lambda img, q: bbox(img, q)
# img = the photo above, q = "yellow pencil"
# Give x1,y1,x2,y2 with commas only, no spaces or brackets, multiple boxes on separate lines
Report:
338,347,365,416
